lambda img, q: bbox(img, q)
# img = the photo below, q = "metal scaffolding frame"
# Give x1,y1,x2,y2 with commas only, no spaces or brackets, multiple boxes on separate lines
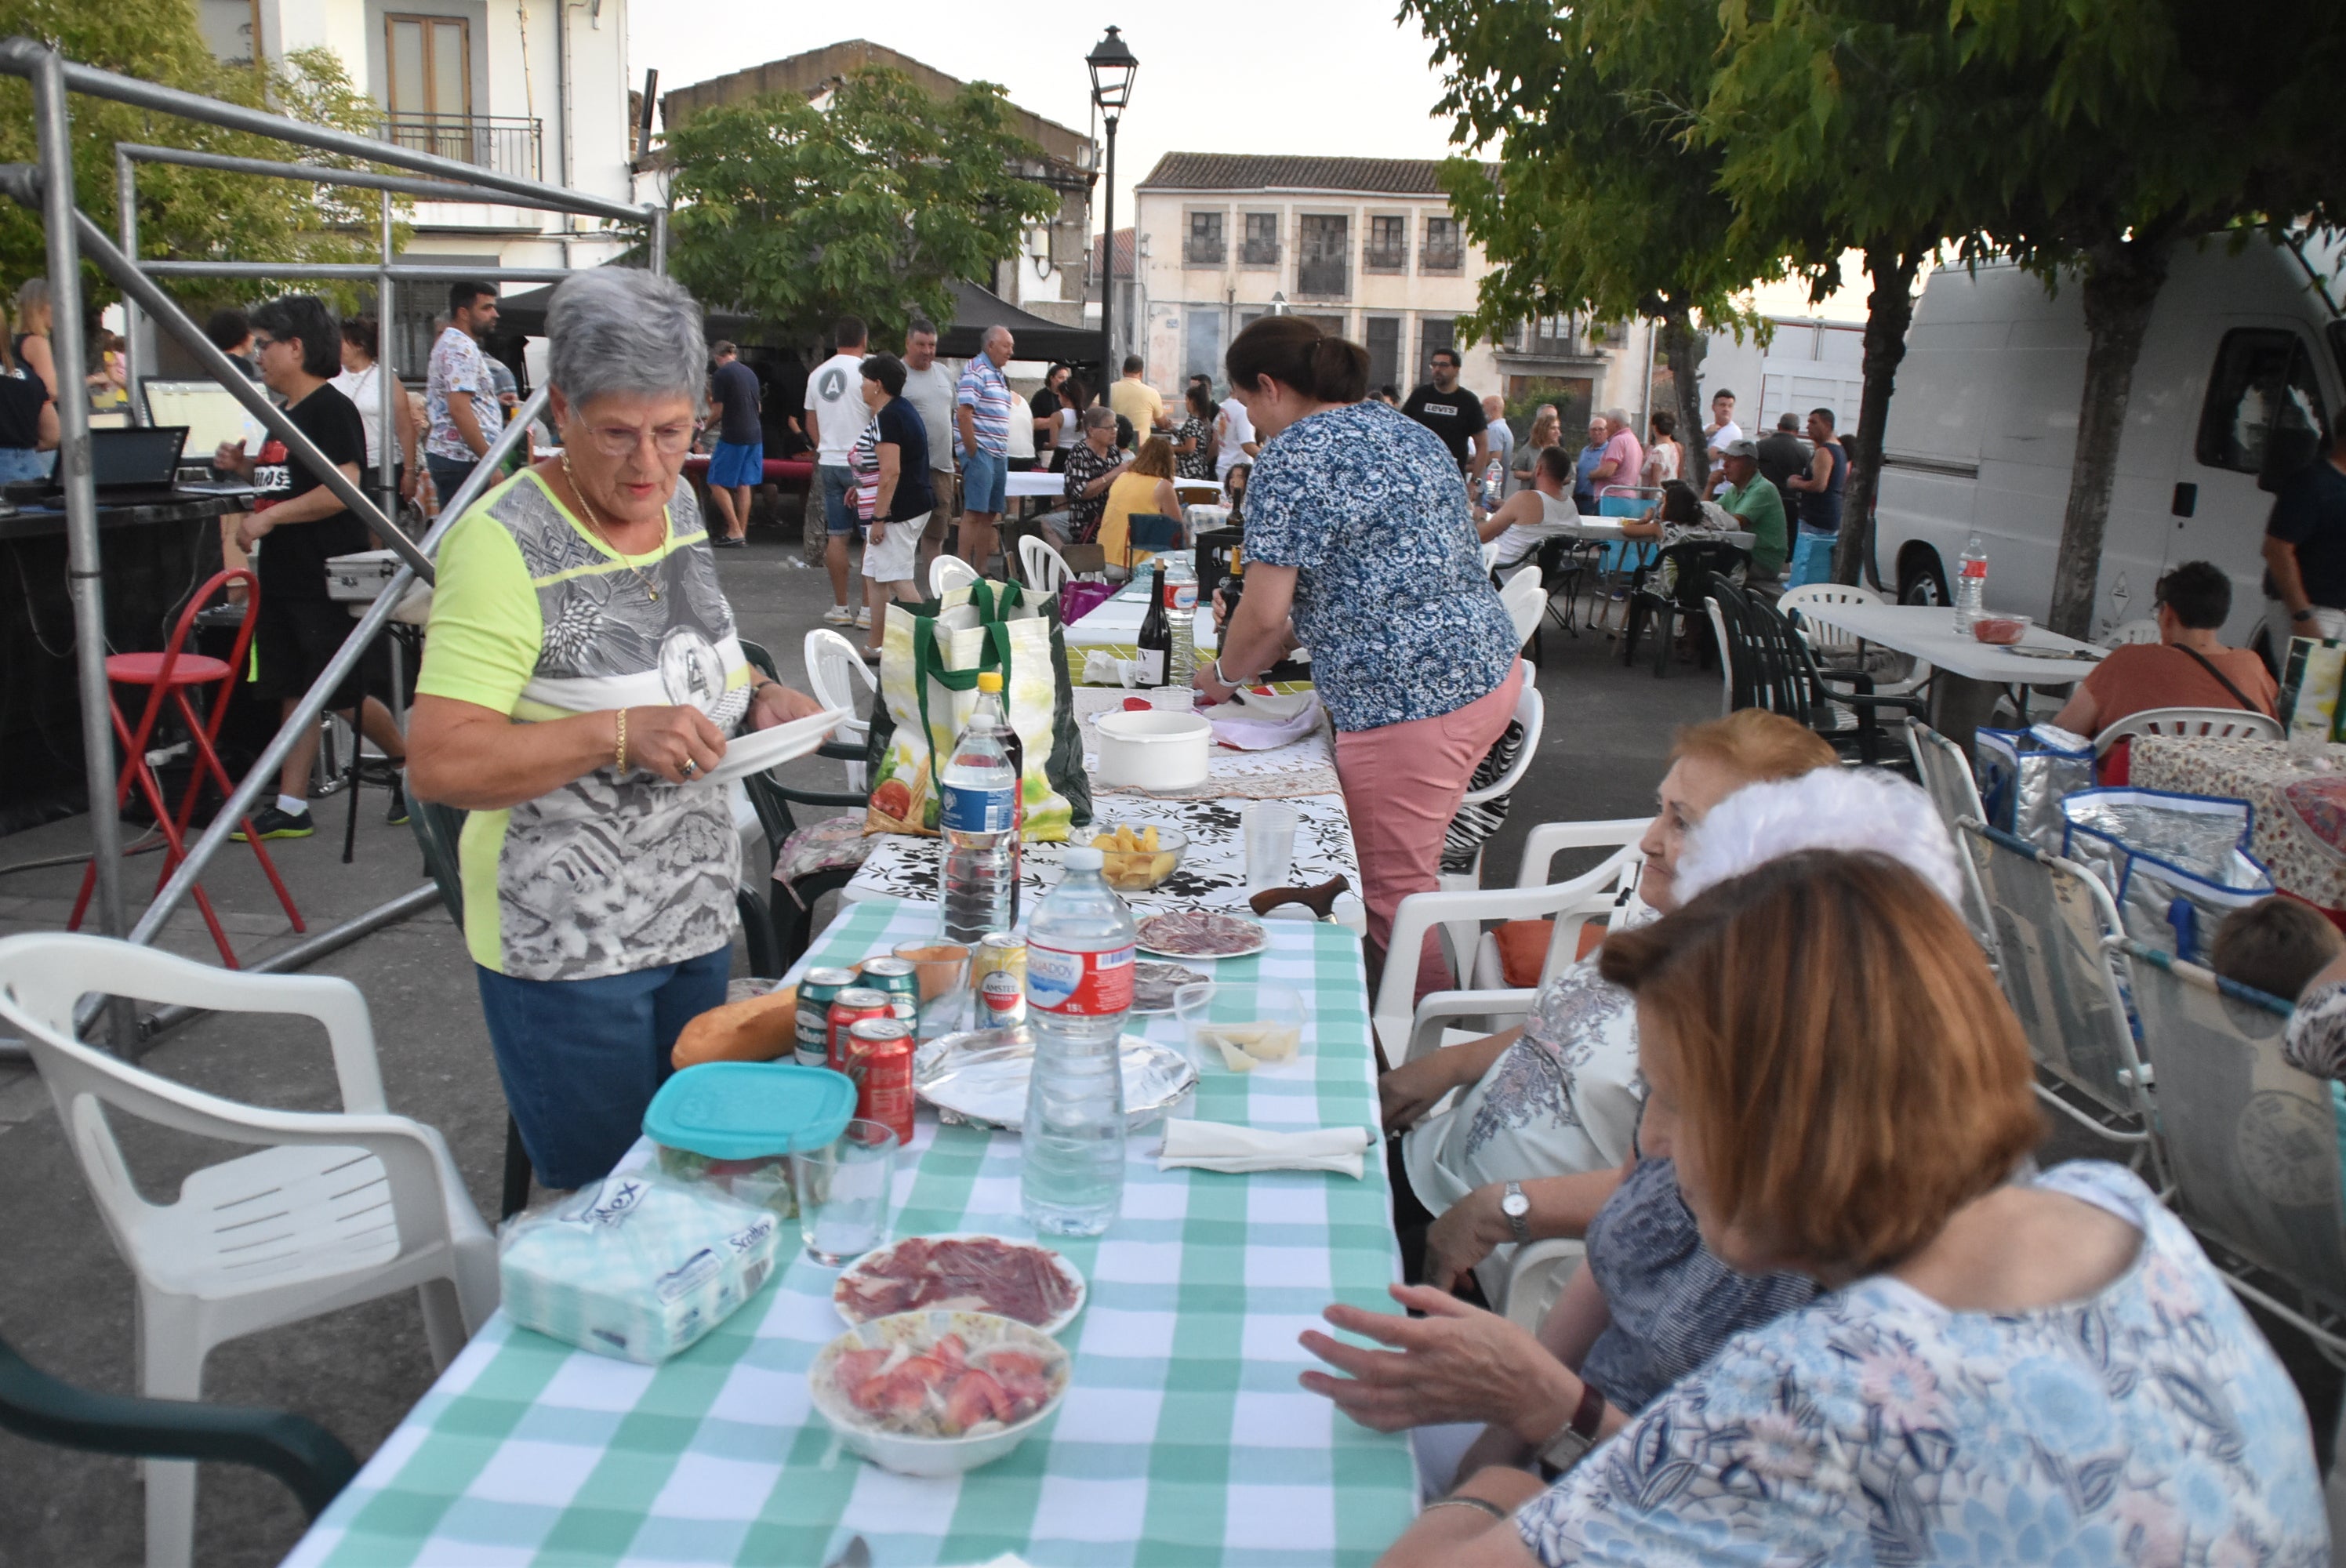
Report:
0,36,668,1044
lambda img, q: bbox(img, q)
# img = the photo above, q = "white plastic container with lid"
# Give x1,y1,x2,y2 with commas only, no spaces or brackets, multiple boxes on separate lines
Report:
1092,710,1211,792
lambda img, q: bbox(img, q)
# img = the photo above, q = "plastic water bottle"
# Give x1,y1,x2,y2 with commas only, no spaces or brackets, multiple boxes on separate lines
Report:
939,670,1021,944
1021,845,1135,1236
1164,554,1199,687
1952,532,1989,633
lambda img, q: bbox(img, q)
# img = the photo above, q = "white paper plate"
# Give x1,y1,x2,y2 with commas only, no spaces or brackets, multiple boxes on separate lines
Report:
692,705,852,787
833,1232,1088,1337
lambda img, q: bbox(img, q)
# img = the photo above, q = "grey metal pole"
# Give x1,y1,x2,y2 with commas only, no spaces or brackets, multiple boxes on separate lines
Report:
135,884,441,1043
650,205,668,274
138,262,578,283
0,39,646,222
117,143,544,212
380,191,398,530
63,209,435,581
115,143,140,426
32,61,125,938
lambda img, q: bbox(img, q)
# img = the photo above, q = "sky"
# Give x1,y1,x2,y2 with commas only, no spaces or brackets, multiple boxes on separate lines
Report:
626,1,1867,323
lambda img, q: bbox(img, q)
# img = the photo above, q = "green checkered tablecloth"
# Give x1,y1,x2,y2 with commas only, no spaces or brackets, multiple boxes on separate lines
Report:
289,898,1416,1568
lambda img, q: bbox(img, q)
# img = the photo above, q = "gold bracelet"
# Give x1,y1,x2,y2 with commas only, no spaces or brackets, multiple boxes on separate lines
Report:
1422,1497,1509,1523
614,707,628,774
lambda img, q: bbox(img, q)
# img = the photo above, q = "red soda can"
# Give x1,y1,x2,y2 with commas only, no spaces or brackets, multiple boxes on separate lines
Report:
827,987,891,1071
843,1017,917,1146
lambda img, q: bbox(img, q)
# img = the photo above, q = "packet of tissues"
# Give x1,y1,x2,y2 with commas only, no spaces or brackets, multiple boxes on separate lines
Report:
499,1172,780,1363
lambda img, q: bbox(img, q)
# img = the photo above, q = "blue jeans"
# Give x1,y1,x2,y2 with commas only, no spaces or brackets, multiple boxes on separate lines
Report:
475,946,732,1189
427,454,478,517
819,463,857,535
961,449,1008,514
0,447,51,483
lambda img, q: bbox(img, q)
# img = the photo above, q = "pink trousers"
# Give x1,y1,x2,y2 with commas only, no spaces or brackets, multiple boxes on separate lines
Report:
1333,661,1525,1004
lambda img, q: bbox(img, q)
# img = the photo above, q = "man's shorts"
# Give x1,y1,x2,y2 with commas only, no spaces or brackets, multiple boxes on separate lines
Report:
962,449,1008,514
863,510,927,584
819,463,857,535
708,440,764,488
249,597,375,710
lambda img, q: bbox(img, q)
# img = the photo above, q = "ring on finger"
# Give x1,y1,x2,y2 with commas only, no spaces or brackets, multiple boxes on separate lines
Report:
680,757,699,779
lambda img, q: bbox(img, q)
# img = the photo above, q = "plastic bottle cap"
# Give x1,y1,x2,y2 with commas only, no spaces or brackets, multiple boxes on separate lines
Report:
978,670,1003,693
1063,844,1103,871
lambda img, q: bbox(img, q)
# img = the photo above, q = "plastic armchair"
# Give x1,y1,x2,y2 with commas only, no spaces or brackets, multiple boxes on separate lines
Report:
802,628,878,792
0,932,496,1568
1499,569,1546,648
2101,617,2163,648
2092,705,2281,758
1019,534,1073,597
1436,671,1546,966
928,554,980,597
1778,582,1932,700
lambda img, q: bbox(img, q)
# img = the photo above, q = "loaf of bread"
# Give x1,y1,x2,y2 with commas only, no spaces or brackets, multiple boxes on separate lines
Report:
672,985,800,1068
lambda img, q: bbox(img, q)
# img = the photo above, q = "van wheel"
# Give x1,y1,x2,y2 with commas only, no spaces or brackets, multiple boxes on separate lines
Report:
1900,554,1949,607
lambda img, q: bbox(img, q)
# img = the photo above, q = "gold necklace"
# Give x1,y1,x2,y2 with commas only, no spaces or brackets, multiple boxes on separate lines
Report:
560,450,660,602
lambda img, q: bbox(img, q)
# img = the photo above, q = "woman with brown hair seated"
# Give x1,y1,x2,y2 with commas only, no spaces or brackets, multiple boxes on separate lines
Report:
1339,850,2326,1566
1096,434,1182,575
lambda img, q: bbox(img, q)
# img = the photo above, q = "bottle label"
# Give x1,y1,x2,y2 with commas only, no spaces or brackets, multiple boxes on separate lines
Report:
940,782,1016,833
1027,942,1135,1016
1135,648,1167,685
1959,559,1988,579
1171,584,1198,612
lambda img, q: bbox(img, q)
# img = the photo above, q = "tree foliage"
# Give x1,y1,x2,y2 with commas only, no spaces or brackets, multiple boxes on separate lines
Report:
1403,0,1820,489
0,0,400,318
663,67,1059,354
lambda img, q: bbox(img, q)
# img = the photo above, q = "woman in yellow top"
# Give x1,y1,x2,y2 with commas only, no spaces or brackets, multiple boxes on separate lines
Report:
1097,435,1181,574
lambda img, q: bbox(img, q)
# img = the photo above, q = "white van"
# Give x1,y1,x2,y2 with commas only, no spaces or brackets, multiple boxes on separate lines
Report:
1875,233,2344,660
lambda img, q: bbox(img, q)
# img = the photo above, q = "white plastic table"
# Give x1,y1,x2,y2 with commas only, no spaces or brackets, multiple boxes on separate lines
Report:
1004,470,1064,499
1793,601,2103,751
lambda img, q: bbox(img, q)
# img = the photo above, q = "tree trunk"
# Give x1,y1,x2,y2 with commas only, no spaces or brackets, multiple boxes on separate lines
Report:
2046,238,2170,639
1836,244,1923,586
1660,310,1709,493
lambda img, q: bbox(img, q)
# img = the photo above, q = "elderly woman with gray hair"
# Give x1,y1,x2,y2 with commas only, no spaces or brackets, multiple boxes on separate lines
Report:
407,267,826,1190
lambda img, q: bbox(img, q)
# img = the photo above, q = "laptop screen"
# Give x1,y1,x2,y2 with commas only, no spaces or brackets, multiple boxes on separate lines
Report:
89,426,189,488
139,379,253,454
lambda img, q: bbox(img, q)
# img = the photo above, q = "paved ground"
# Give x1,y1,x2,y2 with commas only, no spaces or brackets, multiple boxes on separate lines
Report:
0,526,2332,1564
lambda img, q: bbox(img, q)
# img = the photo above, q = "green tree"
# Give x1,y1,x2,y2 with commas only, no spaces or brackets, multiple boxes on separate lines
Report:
0,0,398,318
663,67,1059,356
1404,0,1818,494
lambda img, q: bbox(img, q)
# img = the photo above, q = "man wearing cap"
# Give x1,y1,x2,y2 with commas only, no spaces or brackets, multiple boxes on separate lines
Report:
1715,437,1789,583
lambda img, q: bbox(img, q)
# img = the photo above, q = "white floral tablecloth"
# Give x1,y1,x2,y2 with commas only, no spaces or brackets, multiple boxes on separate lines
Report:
2130,735,2346,909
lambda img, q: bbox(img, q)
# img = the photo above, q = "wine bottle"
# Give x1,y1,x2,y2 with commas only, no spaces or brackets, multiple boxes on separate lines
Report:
1135,562,1171,688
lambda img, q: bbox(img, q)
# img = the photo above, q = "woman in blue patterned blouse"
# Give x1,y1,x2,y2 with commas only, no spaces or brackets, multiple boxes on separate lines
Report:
1364,850,2327,1568
1196,316,1521,999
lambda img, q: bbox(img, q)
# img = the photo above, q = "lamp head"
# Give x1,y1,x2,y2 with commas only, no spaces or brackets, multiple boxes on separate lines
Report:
1088,26,1138,112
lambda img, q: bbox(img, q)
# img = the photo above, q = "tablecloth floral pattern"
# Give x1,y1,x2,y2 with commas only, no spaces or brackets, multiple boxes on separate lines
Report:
2130,735,2346,909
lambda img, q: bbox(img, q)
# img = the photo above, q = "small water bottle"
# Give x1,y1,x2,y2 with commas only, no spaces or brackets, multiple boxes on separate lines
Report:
1164,554,1199,687
1021,845,1135,1237
1952,532,1989,633
939,670,1021,945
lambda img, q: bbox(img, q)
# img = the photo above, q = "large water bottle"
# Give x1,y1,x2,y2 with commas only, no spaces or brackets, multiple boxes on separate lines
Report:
1021,844,1135,1236
1164,554,1199,687
1952,532,1989,633
939,670,1021,944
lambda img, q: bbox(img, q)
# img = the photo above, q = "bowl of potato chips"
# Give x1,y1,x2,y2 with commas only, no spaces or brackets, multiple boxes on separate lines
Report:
1088,822,1187,892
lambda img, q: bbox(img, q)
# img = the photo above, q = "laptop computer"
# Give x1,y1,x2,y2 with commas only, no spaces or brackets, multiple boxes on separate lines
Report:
40,426,198,506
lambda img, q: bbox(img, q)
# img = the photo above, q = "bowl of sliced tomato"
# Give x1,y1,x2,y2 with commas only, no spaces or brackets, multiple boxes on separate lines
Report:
808,1308,1070,1475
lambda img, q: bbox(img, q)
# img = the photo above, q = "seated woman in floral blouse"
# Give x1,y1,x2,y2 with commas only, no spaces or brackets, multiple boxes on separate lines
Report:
1365,850,2327,1568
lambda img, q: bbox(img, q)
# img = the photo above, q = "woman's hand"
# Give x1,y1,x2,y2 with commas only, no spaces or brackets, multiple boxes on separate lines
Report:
1378,1051,1463,1133
1300,1283,1575,1438
1193,657,1236,703
1424,1185,1516,1294
623,703,727,783
748,681,826,731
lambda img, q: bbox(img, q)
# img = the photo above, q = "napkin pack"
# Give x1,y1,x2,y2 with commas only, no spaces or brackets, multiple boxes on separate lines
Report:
1158,1121,1373,1178
500,1173,780,1363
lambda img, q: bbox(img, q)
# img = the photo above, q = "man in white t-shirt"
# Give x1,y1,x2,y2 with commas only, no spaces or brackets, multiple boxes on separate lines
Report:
804,315,872,625
900,318,958,577
1213,394,1258,484
1701,387,1744,494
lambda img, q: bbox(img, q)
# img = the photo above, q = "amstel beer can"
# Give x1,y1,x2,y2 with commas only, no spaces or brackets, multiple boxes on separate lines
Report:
970,933,1028,1028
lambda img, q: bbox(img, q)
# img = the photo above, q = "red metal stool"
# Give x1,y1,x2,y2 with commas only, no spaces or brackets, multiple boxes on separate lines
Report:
69,569,305,966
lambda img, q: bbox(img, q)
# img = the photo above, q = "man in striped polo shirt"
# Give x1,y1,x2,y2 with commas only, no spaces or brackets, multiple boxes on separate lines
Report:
954,324,1015,571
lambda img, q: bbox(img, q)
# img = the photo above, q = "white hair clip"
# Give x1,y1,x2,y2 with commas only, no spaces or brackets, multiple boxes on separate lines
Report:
1676,768,1964,909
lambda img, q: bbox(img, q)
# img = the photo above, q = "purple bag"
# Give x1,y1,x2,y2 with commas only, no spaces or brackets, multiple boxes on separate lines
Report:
1059,579,1117,625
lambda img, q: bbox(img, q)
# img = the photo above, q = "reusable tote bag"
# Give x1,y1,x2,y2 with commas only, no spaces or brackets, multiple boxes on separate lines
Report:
862,578,1090,840
1975,724,2094,850
2058,787,2274,960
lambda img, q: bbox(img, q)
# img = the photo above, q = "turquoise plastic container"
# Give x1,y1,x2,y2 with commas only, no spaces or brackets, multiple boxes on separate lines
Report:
642,1062,858,1214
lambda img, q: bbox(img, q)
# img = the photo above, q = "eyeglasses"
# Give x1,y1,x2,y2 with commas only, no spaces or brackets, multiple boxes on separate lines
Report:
577,423,697,459
250,335,279,353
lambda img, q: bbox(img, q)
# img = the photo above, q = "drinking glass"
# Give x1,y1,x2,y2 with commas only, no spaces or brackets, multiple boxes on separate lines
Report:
892,938,972,1039
1243,800,1299,890
793,1119,899,1266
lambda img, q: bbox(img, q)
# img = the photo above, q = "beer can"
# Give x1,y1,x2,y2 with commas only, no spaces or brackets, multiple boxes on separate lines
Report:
827,987,891,1071
970,932,1027,1027
797,967,858,1068
843,1017,917,1146
855,956,921,1023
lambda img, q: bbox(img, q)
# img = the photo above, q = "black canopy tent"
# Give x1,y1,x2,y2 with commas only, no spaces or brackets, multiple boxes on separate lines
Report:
489,274,1098,368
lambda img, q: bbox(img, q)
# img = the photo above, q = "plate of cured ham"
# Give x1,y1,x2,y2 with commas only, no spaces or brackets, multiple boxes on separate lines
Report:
809,1309,1071,1475
833,1232,1088,1337
1135,909,1267,960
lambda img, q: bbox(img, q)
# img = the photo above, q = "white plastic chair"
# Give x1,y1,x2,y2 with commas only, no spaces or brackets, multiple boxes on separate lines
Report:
0,933,496,1568
1019,533,1072,597
928,554,979,598
802,628,878,792
1905,720,1998,958
1705,596,1735,717
1500,569,1547,648
1778,581,1931,699
2101,617,2163,648
2093,705,2281,758
1479,538,1503,574
1436,672,1546,970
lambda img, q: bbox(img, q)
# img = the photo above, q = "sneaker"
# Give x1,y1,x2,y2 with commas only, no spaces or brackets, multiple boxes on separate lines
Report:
386,775,410,827
231,804,314,841
711,533,747,549
823,605,854,625
853,606,871,627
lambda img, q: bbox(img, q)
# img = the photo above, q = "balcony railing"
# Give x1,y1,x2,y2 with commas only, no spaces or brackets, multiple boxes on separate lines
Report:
1239,238,1280,267
1364,246,1408,274
378,114,543,183
1184,237,1226,266
1419,245,1464,274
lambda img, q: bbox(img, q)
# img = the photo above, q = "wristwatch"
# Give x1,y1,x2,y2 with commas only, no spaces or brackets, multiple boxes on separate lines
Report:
1537,1379,1608,1477
1500,1181,1531,1245
2295,608,2317,624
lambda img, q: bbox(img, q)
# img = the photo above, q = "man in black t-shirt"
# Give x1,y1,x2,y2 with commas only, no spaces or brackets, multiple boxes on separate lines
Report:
1400,348,1491,476
212,294,409,840
2265,423,2346,648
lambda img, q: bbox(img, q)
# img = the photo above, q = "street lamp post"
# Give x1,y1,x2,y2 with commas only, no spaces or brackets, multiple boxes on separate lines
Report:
1087,27,1138,395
